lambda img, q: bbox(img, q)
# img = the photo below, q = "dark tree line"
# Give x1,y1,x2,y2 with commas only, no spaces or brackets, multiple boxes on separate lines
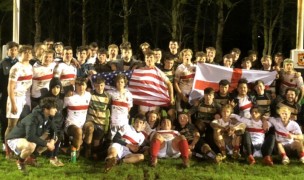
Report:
0,0,298,60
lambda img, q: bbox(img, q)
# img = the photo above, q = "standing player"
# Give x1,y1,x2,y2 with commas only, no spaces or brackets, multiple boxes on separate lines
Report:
64,78,91,162
107,74,133,139
6,45,33,158
31,49,56,108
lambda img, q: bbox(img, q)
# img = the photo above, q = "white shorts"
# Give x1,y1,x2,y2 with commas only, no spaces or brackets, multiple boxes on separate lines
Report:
158,140,181,158
7,138,22,155
111,143,131,159
6,95,30,119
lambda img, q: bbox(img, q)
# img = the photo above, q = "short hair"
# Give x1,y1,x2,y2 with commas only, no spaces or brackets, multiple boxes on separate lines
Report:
254,80,265,87
54,42,64,47
6,41,19,50
76,46,88,53
108,44,118,50
75,77,87,85
219,79,230,86
120,41,132,50
283,58,293,65
94,77,106,84
261,55,272,62
223,54,233,60
180,49,193,56
231,48,241,54
140,42,150,48
285,87,298,96
19,45,33,54
238,78,248,86
115,74,128,85
145,50,155,57
164,54,175,61
134,113,147,122
204,87,215,95
221,104,233,113
195,51,206,58
89,42,98,48
277,106,291,115
248,50,258,56
44,49,55,57
40,97,58,109
242,57,252,63
275,52,284,58
206,47,216,52
34,42,45,51
250,105,260,113
97,48,108,55
64,46,73,51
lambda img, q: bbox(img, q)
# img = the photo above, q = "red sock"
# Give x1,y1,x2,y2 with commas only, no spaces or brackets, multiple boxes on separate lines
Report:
300,151,304,158
234,146,240,151
5,142,11,156
150,139,161,158
178,139,189,158
281,153,286,158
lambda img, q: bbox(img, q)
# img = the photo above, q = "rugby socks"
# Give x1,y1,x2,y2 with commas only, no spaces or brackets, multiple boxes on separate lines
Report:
178,139,189,158
150,139,161,158
299,151,304,158
281,153,287,158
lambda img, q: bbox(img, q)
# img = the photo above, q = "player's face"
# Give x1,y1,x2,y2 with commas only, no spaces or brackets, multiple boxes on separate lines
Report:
109,48,118,58
182,51,192,64
223,58,233,67
75,83,87,94
286,90,296,103
254,83,265,95
48,107,57,117
51,85,61,96
98,53,107,63
7,47,19,58
196,56,206,63
242,61,252,70
178,114,188,127
35,45,46,57
141,45,149,53
145,55,155,68
42,53,54,66
284,63,293,72
237,83,248,96
134,119,145,131
154,51,162,61
64,49,73,62
219,85,229,95
169,42,179,53
274,56,283,64
262,58,272,68
204,93,214,104
164,60,174,70
221,108,231,120
148,113,157,126
161,119,172,130
251,108,261,120
90,47,98,56
55,45,63,54
279,109,290,124
21,50,33,62
116,78,125,90
79,50,88,62
123,50,132,62
94,83,105,94
206,50,215,60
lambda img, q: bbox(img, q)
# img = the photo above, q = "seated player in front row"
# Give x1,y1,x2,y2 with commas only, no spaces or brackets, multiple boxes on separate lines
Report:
104,114,146,172
230,106,275,166
268,106,304,165
211,104,246,161
150,118,190,168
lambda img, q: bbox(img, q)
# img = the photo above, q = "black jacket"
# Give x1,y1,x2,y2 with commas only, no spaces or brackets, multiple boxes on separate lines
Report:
6,106,57,147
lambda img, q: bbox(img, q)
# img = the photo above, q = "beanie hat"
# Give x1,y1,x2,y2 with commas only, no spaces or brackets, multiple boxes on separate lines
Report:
49,77,62,90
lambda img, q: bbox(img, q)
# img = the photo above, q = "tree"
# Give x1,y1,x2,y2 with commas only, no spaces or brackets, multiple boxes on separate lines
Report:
34,0,42,43
0,0,12,49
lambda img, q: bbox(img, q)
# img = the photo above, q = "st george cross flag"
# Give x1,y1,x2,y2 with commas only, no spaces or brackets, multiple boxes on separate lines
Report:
92,68,170,107
189,63,277,102
128,67,170,107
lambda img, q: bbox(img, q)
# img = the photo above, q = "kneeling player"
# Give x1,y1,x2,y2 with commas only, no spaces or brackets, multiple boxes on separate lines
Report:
104,114,146,172
150,118,190,168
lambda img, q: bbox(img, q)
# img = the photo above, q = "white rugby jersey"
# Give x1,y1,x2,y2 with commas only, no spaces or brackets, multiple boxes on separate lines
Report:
108,89,133,126
64,91,91,128
231,114,269,145
156,130,180,141
119,124,145,146
54,62,77,87
9,62,32,97
269,117,302,145
237,96,252,118
280,73,304,96
174,63,196,95
31,62,56,98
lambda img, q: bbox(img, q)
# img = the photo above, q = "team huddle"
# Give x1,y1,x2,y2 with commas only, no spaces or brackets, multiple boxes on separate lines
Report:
0,39,303,174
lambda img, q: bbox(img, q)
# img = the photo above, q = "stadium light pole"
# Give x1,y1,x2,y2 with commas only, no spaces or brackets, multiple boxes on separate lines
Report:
13,0,20,43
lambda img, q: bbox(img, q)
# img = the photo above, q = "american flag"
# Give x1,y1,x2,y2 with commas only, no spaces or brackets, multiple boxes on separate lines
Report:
92,68,170,107
91,70,133,89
